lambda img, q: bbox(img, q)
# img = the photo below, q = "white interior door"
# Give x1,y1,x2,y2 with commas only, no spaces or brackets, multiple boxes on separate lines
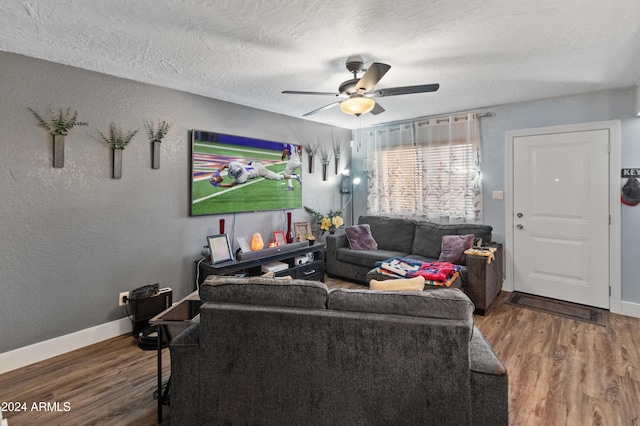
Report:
513,129,610,309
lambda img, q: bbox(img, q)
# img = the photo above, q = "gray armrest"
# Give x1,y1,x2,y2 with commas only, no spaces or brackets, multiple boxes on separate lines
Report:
170,321,199,346
470,326,507,375
470,326,508,425
325,233,349,275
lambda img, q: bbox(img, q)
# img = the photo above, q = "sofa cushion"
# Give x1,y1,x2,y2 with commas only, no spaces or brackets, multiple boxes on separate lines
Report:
345,224,379,250
358,215,416,253
369,276,426,291
200,275,328,309
439,234,475,265
412,222,493,259
336,247,408,269
327,287,474,322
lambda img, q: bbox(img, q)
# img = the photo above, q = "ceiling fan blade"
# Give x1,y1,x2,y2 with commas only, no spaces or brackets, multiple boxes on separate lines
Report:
355,62,391,94
282,90,340,96
370,102,385,115
302,101,341,116
370,83,440,97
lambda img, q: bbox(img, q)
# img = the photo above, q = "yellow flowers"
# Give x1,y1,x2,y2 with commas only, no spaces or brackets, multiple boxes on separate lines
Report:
320,215,343,231
305,206,345,235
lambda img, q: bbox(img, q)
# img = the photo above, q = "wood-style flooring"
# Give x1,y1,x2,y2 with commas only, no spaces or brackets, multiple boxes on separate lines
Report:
474,291,640,426
1,278,639,425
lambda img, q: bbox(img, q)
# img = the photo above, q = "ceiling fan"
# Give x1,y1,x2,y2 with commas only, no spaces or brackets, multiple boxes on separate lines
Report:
282,55,439,117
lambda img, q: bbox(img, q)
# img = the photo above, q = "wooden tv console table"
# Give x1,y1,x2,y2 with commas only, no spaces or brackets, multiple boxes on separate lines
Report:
198,241,325,286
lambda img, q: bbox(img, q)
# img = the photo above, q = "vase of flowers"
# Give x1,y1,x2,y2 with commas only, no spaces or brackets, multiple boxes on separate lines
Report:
304,206,344,235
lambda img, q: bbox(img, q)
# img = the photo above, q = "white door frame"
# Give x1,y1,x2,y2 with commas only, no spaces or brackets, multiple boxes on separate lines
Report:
505,120,622,314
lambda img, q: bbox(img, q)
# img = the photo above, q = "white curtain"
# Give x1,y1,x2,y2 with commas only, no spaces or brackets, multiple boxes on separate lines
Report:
366,113,482,223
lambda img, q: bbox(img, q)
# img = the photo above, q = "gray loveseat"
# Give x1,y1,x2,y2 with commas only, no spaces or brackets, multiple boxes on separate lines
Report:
326,215,503,314
170,275,508,425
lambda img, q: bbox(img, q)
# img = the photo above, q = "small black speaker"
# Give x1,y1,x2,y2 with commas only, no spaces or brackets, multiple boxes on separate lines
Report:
130,283,159,300
130,287,172,337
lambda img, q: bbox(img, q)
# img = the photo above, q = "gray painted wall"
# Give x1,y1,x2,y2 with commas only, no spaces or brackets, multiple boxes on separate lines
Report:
621,118,640,302
352,87,640,304
0,52,350,353
3,50,639,355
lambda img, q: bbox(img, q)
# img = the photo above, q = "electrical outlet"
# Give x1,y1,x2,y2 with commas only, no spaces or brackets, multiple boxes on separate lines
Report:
118,291,130,307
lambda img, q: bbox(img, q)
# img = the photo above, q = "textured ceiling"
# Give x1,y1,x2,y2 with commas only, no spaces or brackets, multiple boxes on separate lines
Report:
1,0,639,129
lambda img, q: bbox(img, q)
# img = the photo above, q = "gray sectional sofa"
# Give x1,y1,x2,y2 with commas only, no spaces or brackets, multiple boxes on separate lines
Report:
170,275,508,425
326,215,503,314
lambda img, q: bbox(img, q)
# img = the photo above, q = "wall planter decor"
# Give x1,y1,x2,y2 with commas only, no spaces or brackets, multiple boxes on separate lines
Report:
144,119,170,169
53,134,65,167
97,122,138,179
28,107,88,168
112,148,123,179
302,142,319,174
333,141,344,174
319,147,332,181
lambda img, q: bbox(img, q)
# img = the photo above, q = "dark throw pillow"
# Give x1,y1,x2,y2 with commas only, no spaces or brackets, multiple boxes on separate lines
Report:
345,224,379,250
438,234,474,265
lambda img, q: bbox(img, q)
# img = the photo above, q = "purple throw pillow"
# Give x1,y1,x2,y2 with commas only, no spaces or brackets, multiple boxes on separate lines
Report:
438,234,474,265
345,224,379,251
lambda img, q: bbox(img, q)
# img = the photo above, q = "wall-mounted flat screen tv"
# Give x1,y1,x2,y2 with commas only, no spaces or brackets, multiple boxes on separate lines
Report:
190,130,303,216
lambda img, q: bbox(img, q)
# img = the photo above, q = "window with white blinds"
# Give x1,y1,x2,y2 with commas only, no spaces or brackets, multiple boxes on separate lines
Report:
367,114,482,223
421,141,476,218
376,140,477,220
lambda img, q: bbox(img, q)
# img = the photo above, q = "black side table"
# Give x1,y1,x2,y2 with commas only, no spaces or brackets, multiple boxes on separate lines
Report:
149,291,201,423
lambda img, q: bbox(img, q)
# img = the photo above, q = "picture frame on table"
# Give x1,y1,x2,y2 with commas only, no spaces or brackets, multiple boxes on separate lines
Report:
294,222,311,242
274,230,286,246
237,236,251,253
207,233,234,264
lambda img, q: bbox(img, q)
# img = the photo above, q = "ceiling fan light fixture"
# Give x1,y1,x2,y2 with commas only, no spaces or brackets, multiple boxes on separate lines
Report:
283,56,439,117
340,96,375,116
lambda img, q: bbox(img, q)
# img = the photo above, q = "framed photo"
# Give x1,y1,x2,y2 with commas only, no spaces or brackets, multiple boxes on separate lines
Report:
294,221,311,242
190,130,303,216
274,230,286,246
237,236,251,253
207,234,234,264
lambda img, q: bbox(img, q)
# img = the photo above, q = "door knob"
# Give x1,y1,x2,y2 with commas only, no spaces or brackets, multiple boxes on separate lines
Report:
516,224,524,230
517,213,523,218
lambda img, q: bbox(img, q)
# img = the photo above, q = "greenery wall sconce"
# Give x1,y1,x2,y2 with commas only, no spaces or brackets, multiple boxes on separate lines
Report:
97,122,138,179
144,119,170,169
302,142,319,174
319,147,332,181
333,141,344,175
28,107,88,168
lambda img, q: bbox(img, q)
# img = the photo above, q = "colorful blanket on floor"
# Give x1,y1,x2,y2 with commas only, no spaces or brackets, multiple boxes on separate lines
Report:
373,257,461,287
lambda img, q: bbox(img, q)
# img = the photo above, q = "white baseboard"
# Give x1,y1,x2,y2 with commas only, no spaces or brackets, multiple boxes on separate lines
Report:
619,300,640,319
0,317,131,375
